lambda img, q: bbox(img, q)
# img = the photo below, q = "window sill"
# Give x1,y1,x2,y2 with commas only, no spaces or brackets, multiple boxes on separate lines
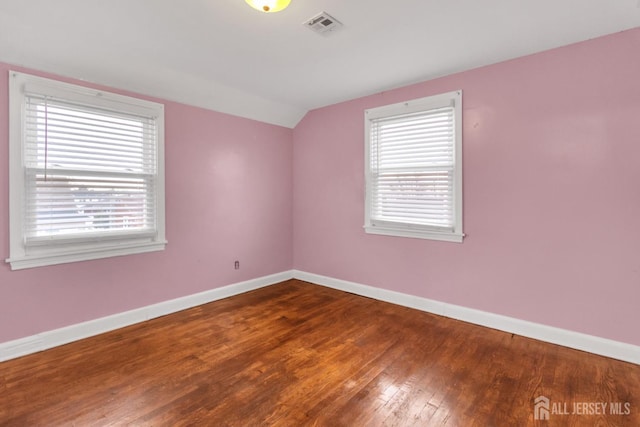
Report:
5,241,167,270
364,225,464,243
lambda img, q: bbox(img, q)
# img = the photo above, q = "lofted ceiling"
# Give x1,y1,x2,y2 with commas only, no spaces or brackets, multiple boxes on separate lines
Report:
1,1,639,128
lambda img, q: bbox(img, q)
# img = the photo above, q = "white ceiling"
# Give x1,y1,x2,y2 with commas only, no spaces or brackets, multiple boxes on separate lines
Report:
1,1,639,128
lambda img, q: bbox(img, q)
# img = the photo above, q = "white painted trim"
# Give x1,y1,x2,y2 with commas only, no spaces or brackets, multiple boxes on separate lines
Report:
6,241,167,271
3,269,637,366
364,90,464,243
0,270,294,362
7,70,167,271
292,270,640,365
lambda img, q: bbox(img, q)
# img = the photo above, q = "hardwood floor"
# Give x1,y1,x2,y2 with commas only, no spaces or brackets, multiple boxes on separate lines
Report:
0,279,638,426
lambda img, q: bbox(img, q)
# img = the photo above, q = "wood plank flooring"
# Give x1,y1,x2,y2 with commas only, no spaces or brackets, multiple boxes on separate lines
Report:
0,279,638,426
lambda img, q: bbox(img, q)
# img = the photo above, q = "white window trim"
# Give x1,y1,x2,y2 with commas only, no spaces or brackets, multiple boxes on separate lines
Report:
364,90,464,243
6,71,167,270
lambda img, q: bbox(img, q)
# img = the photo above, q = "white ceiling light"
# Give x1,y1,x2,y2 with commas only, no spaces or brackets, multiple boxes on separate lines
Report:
245,0,291,13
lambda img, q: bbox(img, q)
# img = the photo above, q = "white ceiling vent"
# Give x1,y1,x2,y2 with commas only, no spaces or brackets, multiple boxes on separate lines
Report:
304,12,342,35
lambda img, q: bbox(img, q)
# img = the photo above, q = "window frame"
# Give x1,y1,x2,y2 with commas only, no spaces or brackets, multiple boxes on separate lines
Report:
364,90,464,243
6,71,167,270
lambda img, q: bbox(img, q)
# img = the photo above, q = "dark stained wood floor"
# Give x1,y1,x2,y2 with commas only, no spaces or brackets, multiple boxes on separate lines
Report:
0,279,638,426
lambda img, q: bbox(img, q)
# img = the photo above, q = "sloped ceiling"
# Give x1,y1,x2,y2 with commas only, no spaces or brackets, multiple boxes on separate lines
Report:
1,0,639,128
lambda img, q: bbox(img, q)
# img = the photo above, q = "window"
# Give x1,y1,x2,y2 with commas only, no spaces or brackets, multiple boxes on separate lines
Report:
364,90,463,242
7,71,166,270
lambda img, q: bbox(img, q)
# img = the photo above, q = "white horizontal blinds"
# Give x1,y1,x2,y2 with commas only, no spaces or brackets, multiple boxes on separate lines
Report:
370,106,455,230
23,93,158,243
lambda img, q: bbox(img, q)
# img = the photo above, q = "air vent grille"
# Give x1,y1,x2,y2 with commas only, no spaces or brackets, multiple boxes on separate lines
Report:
304,12,342,35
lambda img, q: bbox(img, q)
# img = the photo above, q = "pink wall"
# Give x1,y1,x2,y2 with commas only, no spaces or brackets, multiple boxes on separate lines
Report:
0,63,293,343
293,28,640,346
2,28,639,349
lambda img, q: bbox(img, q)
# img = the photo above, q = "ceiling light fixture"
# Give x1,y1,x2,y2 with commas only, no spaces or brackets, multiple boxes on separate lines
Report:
245,0,291,13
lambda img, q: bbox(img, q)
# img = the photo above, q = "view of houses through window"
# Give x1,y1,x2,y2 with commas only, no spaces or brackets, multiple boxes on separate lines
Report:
26,100,154,241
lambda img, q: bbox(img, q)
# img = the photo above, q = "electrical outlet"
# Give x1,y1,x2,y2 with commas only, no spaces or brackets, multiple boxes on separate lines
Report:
234,260,240,270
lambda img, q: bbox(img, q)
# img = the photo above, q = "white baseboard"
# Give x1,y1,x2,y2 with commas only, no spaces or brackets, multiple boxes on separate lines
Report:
0,270,295,363
292,270,640,365
3,269,638,366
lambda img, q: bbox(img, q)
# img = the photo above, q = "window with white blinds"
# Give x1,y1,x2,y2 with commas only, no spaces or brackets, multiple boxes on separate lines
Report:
364,91,463,242
7,71,166,270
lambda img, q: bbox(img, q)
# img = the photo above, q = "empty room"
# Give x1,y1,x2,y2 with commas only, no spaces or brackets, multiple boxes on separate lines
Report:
1,1,639,425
